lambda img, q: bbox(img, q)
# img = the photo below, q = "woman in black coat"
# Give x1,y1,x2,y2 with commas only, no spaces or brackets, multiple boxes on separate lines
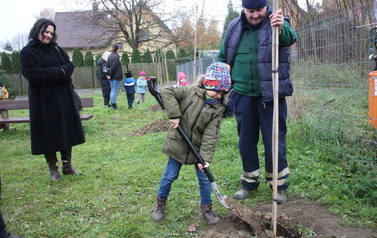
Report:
97,51,111,107
106,44,123,110
20,18,85,181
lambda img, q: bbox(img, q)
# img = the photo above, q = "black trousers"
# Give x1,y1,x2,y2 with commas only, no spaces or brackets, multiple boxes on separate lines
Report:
0,213,9,238
231,92,289,191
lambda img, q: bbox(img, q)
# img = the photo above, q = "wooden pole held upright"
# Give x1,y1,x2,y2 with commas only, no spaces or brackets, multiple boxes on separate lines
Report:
271,0,280,235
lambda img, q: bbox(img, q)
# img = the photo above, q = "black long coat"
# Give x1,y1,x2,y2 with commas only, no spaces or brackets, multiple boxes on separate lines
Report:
20,40,85,155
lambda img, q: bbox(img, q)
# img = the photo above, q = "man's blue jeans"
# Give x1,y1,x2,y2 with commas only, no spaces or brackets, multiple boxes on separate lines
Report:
157,157,212,205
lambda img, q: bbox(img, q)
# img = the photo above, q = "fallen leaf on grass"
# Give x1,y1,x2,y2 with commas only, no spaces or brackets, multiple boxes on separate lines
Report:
187,223,199,232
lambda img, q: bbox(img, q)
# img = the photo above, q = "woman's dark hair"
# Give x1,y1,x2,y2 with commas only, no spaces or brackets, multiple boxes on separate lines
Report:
28,18,57,43
112,44,119,53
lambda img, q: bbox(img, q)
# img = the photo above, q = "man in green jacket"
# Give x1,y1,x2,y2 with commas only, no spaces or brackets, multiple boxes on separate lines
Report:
218,0,297,204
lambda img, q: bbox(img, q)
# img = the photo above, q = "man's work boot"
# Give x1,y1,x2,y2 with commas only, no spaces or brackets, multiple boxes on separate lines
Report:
201,203,220,225
44,153,62,181
233,188,253,200
276,190,287,204
152,197,166,222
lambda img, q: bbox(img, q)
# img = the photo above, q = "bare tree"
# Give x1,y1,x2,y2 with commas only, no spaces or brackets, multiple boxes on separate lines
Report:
11,33,29,51
172,12,195,50
34,7,56,20
73,0,178,53
201,18,221,50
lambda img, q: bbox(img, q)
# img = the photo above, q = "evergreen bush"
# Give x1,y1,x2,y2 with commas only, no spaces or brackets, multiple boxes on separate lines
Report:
121,52,129,65
142,49,153,63
0,70,19,97
84,51,94,66
72,48,84,67
131,48,142,63
11,51,21,73
1,52,11,73
166,49,176,59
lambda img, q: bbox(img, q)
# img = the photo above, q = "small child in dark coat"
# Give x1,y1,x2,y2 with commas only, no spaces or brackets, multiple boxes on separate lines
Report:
123,71,136,109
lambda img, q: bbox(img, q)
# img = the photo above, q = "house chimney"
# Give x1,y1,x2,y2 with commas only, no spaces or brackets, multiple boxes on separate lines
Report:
92,1,99,11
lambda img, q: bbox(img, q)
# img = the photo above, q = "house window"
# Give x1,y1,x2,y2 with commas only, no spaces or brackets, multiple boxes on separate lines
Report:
116,43,123,50
139,30,150,41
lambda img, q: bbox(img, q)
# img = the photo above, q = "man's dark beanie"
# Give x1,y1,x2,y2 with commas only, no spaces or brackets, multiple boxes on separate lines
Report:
242,0,267,9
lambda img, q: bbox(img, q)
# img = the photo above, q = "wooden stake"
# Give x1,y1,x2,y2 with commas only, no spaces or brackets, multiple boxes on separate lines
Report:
271,0,280,235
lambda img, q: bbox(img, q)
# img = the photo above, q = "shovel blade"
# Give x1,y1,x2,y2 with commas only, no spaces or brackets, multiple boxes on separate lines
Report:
210,182,229,208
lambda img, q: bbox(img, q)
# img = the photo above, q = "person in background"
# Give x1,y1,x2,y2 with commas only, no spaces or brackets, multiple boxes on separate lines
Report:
136,71,147,104
177,72,190,86
152,62,231,225
97,51,111,107
106,44,123,110
0,82,9,100
0,213,23,238
20,18,85,181
218,0,297,204
123,71,136,109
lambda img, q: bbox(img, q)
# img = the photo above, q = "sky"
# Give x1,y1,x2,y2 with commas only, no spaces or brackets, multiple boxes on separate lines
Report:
0,0,232,46
0,0,69,43
0,0,317,48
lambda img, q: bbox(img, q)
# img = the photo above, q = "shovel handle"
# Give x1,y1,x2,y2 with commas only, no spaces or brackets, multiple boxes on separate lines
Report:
147,77,215,183
176,126,215,183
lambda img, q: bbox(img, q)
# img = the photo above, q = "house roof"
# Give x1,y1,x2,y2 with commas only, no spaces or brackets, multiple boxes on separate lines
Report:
54,5,176,51
54,11,113,49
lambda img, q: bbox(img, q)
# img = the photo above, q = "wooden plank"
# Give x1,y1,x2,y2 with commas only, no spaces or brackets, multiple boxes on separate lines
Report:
80,114,93,120
0,97,94,110
0,100,29,110
0,114,93,124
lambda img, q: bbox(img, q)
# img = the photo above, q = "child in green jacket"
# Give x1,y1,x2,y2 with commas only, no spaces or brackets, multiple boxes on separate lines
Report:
152,62,231,225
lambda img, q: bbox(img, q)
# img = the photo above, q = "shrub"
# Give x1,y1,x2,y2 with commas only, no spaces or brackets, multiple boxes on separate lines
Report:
121,52,129,65
11,51,21,73
131,48,142,63
72,48,84,67
84,51,94,66
0,70,19,97
1,52,11,73
166,49,176,59
177,48,187,58
142,49,153,63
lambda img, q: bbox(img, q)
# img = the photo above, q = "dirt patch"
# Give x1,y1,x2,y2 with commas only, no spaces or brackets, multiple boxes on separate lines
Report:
149,103,163,112
127,118,169,136
196,200,375,238
131,119,375,237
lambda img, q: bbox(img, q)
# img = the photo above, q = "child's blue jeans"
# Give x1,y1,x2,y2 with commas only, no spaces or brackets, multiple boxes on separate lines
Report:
157,157,212,205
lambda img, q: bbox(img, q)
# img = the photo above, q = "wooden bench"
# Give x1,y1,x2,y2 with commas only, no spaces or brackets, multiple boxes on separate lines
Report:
0,97,93,131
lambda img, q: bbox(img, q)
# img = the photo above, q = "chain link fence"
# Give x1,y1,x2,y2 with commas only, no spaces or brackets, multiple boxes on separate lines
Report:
290,0,377,164
176,56,217,84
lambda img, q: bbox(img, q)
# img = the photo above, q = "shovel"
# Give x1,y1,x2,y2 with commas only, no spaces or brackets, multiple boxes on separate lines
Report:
146,76,229,208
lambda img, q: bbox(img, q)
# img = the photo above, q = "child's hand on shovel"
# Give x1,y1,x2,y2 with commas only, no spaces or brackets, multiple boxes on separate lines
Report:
169,118,180,128
197,162,210,172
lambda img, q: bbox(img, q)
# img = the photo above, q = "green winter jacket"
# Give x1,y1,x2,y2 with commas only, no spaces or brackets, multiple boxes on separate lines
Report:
161,84,225,164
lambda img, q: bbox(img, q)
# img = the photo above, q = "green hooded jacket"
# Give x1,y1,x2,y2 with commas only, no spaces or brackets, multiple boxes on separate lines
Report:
161,84,225,164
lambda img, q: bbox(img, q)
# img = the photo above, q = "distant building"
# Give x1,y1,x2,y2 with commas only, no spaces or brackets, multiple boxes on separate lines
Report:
0,49,12,56
54,2,177,58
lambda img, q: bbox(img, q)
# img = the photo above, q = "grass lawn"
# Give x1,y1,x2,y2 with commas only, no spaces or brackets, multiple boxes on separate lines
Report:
1,91,376,237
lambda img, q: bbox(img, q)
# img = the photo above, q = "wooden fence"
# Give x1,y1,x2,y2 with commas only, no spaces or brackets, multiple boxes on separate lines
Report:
6,62,177,95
